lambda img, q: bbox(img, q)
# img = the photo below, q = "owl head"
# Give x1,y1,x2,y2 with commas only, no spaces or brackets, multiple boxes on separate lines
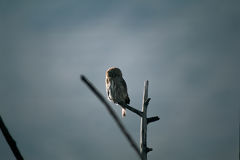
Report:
106,67,122,78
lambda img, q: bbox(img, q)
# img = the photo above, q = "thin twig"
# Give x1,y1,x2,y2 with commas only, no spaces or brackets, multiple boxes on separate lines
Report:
80,75,143,160
0,115,24,160
147,116,160,124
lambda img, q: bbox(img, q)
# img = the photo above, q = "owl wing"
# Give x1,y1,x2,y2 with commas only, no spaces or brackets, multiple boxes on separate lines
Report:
121,78,127,90
120,78,130,104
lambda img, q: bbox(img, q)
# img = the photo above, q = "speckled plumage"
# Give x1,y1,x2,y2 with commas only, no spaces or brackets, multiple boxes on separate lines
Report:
105,67,130,117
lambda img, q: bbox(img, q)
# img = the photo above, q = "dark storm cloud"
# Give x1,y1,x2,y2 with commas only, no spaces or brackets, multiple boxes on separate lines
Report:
1,0,239,160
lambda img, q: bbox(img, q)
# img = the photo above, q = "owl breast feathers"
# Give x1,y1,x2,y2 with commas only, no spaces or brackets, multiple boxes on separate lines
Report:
105,67,130,117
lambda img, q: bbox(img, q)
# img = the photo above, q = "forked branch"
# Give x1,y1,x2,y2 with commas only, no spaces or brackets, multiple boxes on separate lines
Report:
81,75,143,160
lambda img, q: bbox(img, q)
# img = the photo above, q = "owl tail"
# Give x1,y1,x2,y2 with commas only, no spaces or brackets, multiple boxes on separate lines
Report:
122,108,126,117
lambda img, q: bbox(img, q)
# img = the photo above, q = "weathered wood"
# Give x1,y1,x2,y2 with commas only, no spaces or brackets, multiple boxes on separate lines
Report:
140,81,149,160
0,115,24,160
81,75,143,159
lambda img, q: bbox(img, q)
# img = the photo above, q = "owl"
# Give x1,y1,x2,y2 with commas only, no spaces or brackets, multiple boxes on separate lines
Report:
105,67,130,117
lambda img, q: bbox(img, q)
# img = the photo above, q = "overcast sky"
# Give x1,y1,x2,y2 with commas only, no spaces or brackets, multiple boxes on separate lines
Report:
0,0,239,160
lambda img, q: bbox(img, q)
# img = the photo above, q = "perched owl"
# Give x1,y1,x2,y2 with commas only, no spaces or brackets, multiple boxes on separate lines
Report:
105,67,130,117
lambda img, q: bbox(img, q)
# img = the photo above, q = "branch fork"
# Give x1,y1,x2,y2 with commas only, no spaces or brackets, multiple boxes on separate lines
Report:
81,75,160,160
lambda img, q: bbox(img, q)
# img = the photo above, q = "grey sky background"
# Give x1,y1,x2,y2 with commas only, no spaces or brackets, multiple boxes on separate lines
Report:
0,0,239,159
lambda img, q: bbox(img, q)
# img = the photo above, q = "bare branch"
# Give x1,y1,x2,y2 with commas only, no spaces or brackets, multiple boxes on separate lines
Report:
146,147,153,153
118,102,143,117
147,116,160,124
81,75,143,160
0,115,24,160
140,80,149,160
144,98,151,106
